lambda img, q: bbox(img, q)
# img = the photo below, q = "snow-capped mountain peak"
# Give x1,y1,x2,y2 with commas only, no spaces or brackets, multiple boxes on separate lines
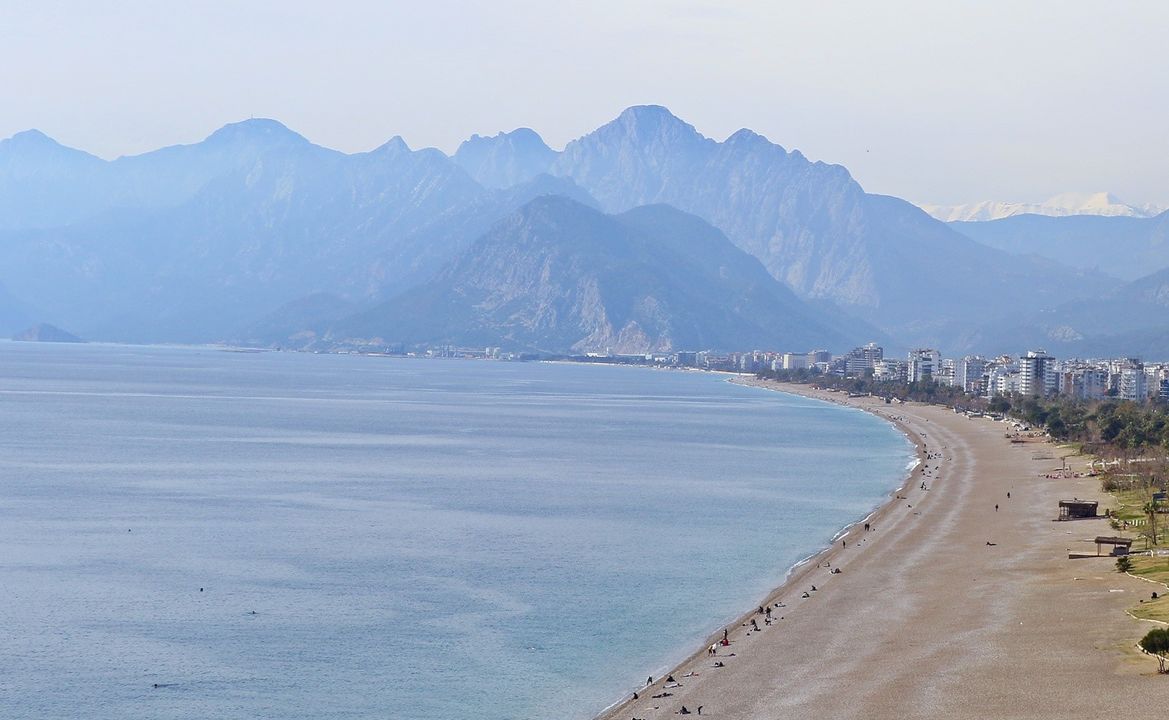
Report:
920,191,1164,222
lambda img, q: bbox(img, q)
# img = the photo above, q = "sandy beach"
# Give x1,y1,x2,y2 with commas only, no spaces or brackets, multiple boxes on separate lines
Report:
598,379,1167,719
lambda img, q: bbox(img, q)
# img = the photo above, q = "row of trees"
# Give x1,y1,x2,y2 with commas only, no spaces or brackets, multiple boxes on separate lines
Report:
756,367,1169,455
1007,396,1169,450
754,368,974,407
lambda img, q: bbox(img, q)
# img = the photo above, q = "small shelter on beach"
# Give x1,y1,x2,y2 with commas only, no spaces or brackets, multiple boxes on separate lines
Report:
1058,500,1098,520
1094,536,1134,556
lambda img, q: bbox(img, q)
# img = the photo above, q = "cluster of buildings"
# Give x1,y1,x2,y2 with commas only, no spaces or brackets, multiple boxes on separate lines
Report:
760,344,1169,402
382,343,1169,403
664,349,835,373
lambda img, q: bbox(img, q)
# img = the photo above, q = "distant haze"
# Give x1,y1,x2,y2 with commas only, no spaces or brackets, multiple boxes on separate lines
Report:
1,1,1167,207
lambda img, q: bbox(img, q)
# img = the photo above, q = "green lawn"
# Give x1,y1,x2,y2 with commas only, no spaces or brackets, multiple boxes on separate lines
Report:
1127,554,1169,586
1101,484,1166,548
1130,594,1169,623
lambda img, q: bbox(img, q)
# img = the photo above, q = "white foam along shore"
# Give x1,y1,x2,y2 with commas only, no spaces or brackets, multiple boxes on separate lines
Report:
593,377,928,719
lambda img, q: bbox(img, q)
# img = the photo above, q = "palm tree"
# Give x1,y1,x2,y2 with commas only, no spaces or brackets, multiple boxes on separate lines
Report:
1144,500,1160,547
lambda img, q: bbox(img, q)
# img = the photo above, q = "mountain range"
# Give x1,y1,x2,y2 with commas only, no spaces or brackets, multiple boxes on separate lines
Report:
0,106,1157,355
922,192,1164,222
319,198,871,353
451,108,1115,348
949,211,1169,282
963,264,1169,358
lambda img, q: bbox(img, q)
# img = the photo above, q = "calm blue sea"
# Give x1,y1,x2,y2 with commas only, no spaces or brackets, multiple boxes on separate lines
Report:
0,342,911,720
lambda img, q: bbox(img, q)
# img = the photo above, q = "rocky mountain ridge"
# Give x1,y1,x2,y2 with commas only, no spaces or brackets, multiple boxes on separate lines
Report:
0,107,1118,352
326,197,873,353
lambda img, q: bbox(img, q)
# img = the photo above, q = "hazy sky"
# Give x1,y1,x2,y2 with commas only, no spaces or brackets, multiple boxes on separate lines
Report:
3,0,1166,206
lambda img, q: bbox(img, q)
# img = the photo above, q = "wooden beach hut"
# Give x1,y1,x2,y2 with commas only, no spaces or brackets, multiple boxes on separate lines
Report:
1094,536,1134,556
1058,500,1098,520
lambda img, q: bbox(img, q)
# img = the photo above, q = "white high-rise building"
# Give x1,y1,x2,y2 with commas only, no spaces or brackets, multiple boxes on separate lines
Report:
995,370,1021,396
1019,350,1056,397
1081,368,1109,400
807,350,832,366
957,356,987,393
1144,365,1165,400
874,359,907,383
937,358,957,386
844,342,883,376
1119,366,1147,401
782,352,807,370
907,349,941,383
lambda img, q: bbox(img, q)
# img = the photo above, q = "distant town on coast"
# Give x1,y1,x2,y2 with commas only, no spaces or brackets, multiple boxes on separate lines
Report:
359,341,1169,405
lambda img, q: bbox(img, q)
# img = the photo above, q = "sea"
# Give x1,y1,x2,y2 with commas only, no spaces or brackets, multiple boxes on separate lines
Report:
0,342,913,720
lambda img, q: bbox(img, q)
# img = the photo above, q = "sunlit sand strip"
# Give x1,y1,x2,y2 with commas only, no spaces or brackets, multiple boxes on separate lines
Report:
595,379,1158,720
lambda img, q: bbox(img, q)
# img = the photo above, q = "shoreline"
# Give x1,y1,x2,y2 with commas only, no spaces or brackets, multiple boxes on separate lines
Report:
594,378,930,720
596,378,1161,719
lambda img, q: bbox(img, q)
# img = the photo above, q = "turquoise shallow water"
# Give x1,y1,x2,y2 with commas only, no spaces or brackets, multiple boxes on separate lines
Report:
0,343,912,720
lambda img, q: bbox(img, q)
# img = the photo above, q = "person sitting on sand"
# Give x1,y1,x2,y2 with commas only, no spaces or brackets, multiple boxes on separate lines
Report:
680,706,691,714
